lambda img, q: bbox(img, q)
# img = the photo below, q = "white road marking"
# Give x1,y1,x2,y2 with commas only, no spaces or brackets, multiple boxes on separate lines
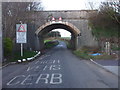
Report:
40,61,48,64
7,58,62,86
36,74,49,84
53,60,56,64
27,66,34,71
27,66,40,71
52,65,61,70
49,65,53,70
7,73,63,85
35,61,39,64
43,61,48,64
40,55,50,60
43,65,48,71
43,65,61,71
7,75,25,85
21,74,36,85
58,60,60,63
39,60,61,64
50,73,62,84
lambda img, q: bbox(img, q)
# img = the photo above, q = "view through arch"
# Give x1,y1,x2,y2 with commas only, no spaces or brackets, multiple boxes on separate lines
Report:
35,22,81,50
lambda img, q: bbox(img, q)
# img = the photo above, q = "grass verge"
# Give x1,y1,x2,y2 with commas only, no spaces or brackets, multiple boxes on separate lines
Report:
73,50,92,60
73,49,116,60
10,50,37,62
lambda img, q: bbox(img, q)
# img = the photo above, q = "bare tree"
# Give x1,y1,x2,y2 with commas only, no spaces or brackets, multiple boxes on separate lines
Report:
89,1,120,55
100,1,120,24
2,2,43,40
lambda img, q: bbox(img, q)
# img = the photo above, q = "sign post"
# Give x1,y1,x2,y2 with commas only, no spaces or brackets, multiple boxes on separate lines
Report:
16,23,27,56
21,43,23,57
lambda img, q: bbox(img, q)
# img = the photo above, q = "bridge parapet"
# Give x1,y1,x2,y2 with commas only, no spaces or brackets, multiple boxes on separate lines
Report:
27,10,97,21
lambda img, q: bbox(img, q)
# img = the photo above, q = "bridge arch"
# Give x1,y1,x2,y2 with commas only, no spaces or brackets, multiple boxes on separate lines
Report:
35,21,81,50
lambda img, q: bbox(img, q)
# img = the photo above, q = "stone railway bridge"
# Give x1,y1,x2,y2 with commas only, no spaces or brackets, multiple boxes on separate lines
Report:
21,10,98,51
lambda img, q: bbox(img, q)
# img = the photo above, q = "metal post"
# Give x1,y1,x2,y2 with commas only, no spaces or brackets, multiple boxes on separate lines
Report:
21,43,23,56
20,21,23,57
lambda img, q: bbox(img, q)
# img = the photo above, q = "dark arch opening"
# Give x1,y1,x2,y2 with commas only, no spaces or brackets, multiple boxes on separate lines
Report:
36,23,80,50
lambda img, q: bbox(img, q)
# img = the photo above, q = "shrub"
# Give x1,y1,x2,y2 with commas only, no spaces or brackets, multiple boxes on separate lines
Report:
44,40,59,49
4,38,13,56
67,42,72,49
111,46,120,51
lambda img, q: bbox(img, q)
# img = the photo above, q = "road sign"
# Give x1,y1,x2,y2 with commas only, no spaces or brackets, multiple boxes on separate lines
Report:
18,24,26,32
52,17,55,21
59,17,62,21
16,24,27,43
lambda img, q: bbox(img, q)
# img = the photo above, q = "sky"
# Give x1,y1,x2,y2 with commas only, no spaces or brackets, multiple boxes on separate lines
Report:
41,0,106,10
41,0,87,10
40,0,106,37
52,29,71,37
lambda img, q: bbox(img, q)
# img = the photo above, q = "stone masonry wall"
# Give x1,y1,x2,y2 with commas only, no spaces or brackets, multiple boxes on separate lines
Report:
27,10,98,50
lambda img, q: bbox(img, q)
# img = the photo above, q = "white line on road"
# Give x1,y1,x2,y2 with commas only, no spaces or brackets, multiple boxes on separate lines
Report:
35,61,39,64
7,75,25,86
58,60,60,63
53,60,55,64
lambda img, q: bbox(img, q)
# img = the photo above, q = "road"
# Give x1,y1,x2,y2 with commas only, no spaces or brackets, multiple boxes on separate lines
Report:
2,41,118,88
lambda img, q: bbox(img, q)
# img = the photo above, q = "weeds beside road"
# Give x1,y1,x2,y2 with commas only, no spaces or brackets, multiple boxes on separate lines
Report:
73,46,117,60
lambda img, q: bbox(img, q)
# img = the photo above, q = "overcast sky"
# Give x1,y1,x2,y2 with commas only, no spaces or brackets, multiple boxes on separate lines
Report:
40,0,106,37
41,0,106,10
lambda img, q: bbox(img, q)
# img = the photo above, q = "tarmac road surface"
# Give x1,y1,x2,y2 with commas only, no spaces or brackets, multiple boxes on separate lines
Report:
2,41,118,88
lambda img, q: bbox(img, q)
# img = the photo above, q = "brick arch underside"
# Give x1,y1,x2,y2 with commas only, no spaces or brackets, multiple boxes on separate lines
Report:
35,22,80,36
35,22,80,49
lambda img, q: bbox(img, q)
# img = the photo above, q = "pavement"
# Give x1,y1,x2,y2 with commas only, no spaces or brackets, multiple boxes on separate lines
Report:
90,59,119,77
